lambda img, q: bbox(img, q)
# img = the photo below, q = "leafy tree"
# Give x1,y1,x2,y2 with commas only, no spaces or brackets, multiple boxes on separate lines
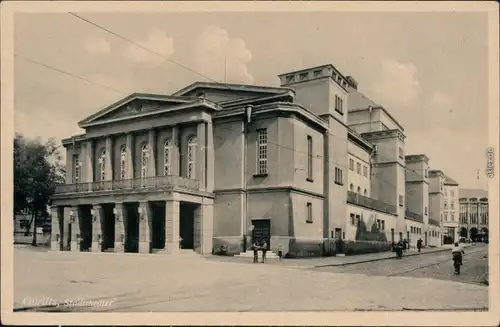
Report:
14,134,65,245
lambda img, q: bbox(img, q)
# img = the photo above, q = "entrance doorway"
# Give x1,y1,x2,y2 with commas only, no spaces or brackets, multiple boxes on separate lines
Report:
79,205,93,251
150,201,166,251
179,202,196,250
124,202,139,253
251,219,271,250
101,203,115,251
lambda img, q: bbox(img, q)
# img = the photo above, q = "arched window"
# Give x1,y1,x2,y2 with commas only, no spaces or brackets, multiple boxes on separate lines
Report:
357,186,361,194
364,189,367,196
349,183,353,191
141,143,149,180
187,136,197,179
120,146,127,180
163,139,172,176
444,202,448,209
98,148,106,181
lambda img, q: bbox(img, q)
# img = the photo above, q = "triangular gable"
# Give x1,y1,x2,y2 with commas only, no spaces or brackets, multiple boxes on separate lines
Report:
172,81,292,104
78,93,194,127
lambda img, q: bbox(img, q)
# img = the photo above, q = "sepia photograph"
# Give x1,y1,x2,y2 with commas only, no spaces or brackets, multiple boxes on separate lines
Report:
1,1,499,325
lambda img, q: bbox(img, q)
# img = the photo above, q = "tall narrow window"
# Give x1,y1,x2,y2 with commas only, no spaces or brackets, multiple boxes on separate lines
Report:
398,147,404,159
187,136,197,179
120,146,127,180
307,135,313,181
257,129,268,175
350,183,353,191
363,165,368,177
163,139,172,176
349,159,354,171
357,186,361,194
73,154,80,183
306,202,313,223
334,167,343,185
98,148,106,181
356,162,361,174
141,143,149,180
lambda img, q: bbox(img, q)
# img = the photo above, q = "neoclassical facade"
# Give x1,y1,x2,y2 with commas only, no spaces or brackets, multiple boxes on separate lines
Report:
458,188,489,241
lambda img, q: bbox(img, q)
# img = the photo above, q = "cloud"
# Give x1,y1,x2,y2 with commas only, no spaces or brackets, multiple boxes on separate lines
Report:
428,91,454,110
369,60,421,109
124,30,174,64
194,25,254,84
84,38,111,55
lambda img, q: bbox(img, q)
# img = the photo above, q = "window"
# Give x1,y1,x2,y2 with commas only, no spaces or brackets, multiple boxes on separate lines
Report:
424,169,428,178
313,70,322,77
307,135,313,181
450,190,454,197
349,183,353,191
334,167,343,185
444,213,448,221
444,202,448,209
356,163,361,174
140,143,149,180
120,146,127,180
187,136,197,179
451,212,455,221
299,73,308,81
399,195,404,207
306,202,313,223
411,226,414,233
334,95,344,114
98,148,106,181
376,219,381,230
355,214,360,226
349,158,354,171
424,206,428,215
381,220,385,230
350,213,355,225
357,186,361,194
398,147,404,159
73,154,80,184
440,182,443,191
256,129,268,175
451,202,454,209
364,189,367,196
163,140,172,176
363,165,368,177
286,75,294,84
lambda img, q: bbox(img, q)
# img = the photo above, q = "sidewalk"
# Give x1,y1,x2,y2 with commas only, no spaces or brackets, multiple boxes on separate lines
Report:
207,244,474,268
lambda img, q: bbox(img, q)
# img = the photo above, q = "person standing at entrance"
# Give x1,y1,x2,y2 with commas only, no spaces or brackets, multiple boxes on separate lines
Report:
252,241,259,263
417,238,423,252
261,240,267,263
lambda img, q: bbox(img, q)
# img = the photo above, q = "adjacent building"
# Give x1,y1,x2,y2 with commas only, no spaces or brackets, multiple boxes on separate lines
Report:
459,188,489,242
442,175,460,243
51,63,463,256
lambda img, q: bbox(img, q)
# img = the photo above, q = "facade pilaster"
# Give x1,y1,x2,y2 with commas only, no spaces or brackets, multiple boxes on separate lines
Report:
148,129,157,177
197,122,207,190
70,206,81,252
85,139,94,184
206,121,214,193
113,202,126,252
165,199,180,254
91,204,103,252
126,133,134,179
171,126,180,176
138,201,151,253
105,136,113,181
50,206,61,251
62,207,72,250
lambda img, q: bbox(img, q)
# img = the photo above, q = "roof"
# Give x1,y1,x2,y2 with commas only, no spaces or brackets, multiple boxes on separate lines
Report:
444,175,459,186
458,188,488,199
347,89,379,111
172,81,292,97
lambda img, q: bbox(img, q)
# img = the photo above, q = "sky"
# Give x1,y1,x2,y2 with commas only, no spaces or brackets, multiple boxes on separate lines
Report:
13,11,490,189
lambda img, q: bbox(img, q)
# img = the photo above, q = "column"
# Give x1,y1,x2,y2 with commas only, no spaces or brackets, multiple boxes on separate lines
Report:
200,198,214,255
85,140,94,185
171,126,180,176
63,207,73,250
165,199,180,254
50,206,61,251
197,122,207,190
70,207,81,252
105,136,113,181
138,201,151,253
148,129,156,177
91,204,103,252
206,121,215,193
125,133,134,179
193,205,202,254
114,202,126,252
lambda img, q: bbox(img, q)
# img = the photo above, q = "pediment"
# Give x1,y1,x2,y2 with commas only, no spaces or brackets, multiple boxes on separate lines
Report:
78,93,196,127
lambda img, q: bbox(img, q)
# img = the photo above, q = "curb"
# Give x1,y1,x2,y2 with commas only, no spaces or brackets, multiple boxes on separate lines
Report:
314,248,450,268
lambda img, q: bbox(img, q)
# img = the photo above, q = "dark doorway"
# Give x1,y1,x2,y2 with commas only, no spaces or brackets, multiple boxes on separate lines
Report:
424,232,428,246
101,203,115,251
79,205,93,251
460,227,468,238
179,202,196,250
124,202,140,253
67,223,72,250
470,227,478,242
390,228,395,244
251,219,271,250
150,201,166,250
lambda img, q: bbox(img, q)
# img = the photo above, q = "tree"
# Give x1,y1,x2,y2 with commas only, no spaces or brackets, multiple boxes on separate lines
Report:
14,134,65,245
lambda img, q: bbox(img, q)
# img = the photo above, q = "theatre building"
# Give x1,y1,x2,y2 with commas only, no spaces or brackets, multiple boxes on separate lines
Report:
51,63,420,256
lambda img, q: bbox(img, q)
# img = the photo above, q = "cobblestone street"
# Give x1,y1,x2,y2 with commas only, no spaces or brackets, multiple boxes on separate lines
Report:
13,246,488,312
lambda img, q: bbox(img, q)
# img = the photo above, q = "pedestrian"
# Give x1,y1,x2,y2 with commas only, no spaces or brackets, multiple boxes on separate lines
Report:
277,244,283,261
403,238,408,252
252,241,259,263
417,238,423,253
261,240,268,263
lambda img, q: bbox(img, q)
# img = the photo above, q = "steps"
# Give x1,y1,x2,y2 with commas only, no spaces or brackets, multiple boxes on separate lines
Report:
234,250,280,259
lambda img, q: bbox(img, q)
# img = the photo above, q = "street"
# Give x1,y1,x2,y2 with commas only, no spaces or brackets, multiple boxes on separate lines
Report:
13,245,488,312
316,244,489,287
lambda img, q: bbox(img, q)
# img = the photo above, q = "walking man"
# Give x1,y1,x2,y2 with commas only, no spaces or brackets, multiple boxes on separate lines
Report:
252,241,259,263
417,238,423,252
261,240,268,263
